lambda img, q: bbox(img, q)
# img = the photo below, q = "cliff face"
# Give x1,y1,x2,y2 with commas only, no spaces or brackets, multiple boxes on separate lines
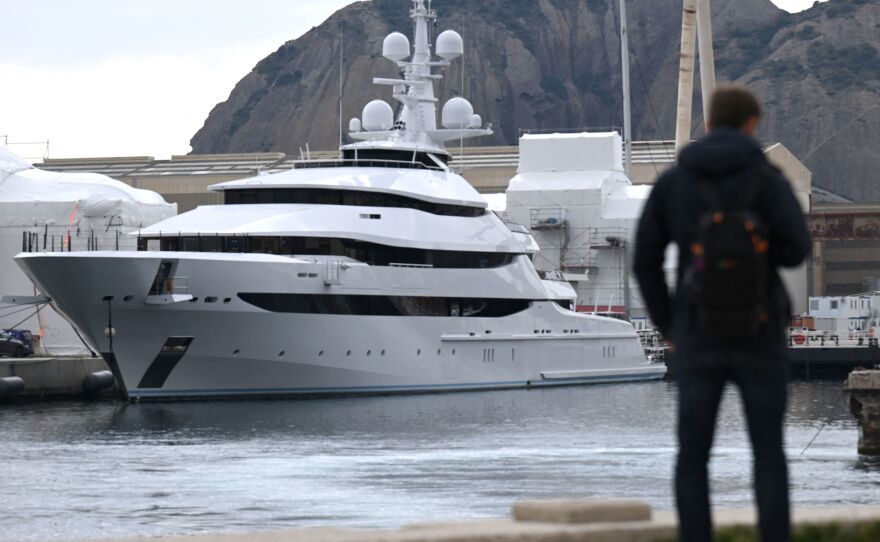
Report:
190,0,880,201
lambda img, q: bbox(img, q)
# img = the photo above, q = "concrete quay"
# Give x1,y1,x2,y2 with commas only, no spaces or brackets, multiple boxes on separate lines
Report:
0,355,115,400
73,500,880,542
847,369,880,455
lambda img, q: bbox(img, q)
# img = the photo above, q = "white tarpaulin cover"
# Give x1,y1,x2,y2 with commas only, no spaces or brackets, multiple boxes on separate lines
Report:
0,148,172,227
0,148,176,355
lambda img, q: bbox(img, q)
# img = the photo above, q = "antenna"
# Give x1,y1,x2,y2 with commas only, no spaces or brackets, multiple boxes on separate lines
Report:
338,19,345,150
347,0,490,155
458,19,465,174
619,0,632,179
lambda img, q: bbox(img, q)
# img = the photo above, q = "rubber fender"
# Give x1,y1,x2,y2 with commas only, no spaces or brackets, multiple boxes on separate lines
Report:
82,370,114,393
0,376,25,396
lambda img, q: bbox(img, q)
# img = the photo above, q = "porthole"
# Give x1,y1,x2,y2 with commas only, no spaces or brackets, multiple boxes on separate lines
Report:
189,297,199,303
205,296,218,303
297,272,307,278
417,349,421,356
452,348,456,355
123,295,134,302
367,350,371,356
346,350,351,357
381,349,385,356
278,350,285,357
437,348,441,355
223,298,231,303
318,350,324,357
232,349,240,356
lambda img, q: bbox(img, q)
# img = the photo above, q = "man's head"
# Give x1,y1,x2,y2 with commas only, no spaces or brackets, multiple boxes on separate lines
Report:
707,86,762,136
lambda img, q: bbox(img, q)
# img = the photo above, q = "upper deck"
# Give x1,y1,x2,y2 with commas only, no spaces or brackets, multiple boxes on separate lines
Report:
208,162,488,210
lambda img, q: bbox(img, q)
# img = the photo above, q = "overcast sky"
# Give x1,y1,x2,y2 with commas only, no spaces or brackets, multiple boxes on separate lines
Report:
0,0,827,160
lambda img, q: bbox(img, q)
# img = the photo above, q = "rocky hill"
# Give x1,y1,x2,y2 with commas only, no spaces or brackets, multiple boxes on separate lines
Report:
190,0,880,201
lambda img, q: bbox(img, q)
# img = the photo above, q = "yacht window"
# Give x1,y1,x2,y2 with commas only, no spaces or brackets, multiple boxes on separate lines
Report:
162,237,180,252
137,235,517,269
222,188,485,217
201,236,221,252
238,293,531,317
180,237,200,252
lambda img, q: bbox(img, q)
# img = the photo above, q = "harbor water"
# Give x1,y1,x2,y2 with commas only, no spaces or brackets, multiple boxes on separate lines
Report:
1,380,878,541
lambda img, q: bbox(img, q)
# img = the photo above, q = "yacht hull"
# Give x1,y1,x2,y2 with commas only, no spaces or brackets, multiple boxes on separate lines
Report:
17,252,665,401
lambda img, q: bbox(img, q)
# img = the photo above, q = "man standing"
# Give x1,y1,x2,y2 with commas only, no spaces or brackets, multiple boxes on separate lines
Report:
633,86,810,541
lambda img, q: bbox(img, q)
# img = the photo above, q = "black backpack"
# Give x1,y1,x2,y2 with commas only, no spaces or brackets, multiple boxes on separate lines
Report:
689,168,771,339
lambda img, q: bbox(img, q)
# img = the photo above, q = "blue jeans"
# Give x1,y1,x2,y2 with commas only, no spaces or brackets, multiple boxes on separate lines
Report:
675,362,790,542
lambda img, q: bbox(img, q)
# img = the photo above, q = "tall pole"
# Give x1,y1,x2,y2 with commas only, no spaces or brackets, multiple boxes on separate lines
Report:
622,242,631,319
338,20,344,150
674,0,698,153
619,0,632,179
696,0,716,130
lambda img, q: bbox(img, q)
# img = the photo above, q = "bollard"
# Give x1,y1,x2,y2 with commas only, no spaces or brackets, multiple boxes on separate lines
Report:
847,370,880,455
0,376,26,397
513,499,652,524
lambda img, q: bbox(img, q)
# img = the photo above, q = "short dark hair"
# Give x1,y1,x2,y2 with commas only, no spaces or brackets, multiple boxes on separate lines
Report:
708,86,762,130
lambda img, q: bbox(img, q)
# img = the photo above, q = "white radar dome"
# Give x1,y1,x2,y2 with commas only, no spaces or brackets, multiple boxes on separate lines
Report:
362,100,394,131
441,97,474,129
436,30,463,60
469,114,482,128
349,117,362,132
382,32,410,62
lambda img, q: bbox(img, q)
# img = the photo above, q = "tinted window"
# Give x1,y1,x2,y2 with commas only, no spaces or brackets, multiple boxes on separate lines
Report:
137,235,516,269
238,293,531,317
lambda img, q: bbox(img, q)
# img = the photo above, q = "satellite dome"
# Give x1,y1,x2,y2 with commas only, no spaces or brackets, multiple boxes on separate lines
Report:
383,32,411,62
436,30,463,60
441,97,473,129
362,100,394,131
348,117,362,132
469,114,482,128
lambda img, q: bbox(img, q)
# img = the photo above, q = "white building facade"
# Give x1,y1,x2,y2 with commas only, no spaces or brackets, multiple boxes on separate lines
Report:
505,132,670,328
808,294,879,335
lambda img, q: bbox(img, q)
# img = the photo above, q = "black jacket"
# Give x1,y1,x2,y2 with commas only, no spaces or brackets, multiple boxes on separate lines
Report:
633,129,811,367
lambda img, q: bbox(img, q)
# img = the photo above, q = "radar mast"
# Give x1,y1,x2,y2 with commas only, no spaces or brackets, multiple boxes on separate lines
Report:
344,0,492,160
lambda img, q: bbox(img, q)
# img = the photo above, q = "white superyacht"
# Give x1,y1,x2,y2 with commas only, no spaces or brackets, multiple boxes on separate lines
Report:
16,0,664,400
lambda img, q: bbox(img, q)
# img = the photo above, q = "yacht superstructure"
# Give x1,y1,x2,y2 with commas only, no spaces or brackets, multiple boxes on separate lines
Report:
15,0,664,400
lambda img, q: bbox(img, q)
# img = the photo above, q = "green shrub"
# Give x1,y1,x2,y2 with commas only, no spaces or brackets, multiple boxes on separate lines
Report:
585,0,607,15
274,70,303,87
541,76,568,98
255,44,296,79
657,521,880,541
807,42,880,89
228,88,268,136
797,25,819,41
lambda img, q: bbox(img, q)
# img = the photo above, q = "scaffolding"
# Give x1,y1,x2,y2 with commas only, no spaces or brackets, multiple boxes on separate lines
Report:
1,135,50,161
